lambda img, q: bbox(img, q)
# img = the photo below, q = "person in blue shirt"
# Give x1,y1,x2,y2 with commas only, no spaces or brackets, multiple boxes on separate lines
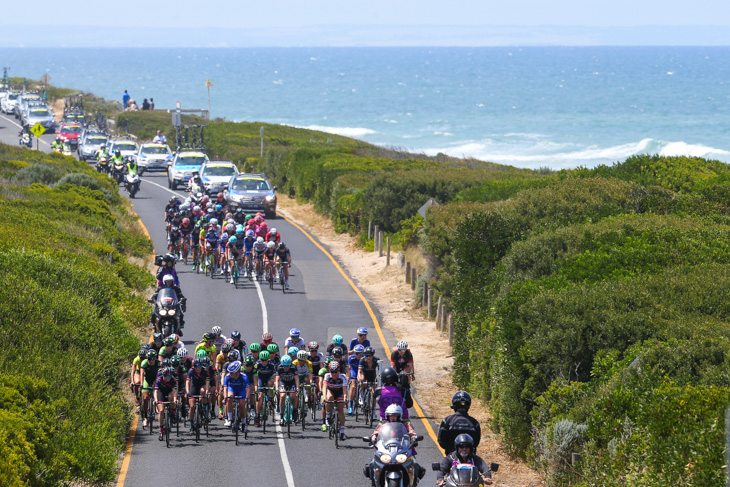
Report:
347,344,365,415
122,90,130,109
205,226,221,271
223,361,249,431
348,327,371,354
242,230,256,276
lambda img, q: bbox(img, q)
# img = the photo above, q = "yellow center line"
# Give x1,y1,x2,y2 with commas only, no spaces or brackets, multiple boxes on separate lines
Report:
280,212,444,454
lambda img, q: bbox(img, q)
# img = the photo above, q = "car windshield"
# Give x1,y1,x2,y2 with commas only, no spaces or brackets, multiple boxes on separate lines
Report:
61,125,82,134
114,143,137,151
203,166,236,177
87,137,107,144
142,146,170,155
176,155,206,166
8,94,18,100
30,109,51,117
231,178,270,191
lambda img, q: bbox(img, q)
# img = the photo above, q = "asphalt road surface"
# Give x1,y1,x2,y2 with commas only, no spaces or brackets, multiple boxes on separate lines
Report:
0,112,444,487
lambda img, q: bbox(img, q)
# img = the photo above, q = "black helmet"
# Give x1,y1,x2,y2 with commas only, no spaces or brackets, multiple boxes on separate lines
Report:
381,367,398,385
454,433,474,450
138,348,148,359
332,347,343,358
364,346,375,356
451,391,472,411
278,242,286,250
227,351,238,362
115,150,121,157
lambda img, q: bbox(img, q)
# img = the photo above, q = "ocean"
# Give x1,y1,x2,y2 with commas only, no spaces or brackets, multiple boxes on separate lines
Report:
2,46,729,169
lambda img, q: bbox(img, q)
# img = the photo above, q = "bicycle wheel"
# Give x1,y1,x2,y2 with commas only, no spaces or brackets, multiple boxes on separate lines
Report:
355,384,360,423
333,409,340,449
148,397,155,435
364,389,372,427
311,390,317,422
194,403,201,443
247,258,253,281
286,398,292,439
281,268,286,293
234,402,240,446
175,401,180,437
300,393,307,431
269,267,274,289
262,395,268,434
165,408,171,448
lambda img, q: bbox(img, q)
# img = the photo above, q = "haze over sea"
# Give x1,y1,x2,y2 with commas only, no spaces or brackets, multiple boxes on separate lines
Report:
3,46,730,169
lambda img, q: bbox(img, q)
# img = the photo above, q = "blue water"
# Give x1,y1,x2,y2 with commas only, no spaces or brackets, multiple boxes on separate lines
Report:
3,47,730,169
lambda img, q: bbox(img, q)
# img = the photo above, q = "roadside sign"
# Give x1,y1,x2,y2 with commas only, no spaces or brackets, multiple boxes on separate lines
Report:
30,123,46,138
171,111,181,127
205,79,214,88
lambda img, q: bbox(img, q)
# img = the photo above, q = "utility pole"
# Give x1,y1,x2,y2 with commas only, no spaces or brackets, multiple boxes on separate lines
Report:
205,79,213,120
260,126,264,158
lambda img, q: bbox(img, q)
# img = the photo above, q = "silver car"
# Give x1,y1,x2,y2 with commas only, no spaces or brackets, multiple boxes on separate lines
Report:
136,143,173,173
107,139,139,160
224,173,278,218
200,161,239,194
1,92,19,114
79,133,108,161
24,107,55,132
167,151,208,190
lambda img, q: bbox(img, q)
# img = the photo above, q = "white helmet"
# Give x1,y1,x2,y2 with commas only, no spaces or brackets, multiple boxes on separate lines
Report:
177,348,188,358
397,340,408,350
210,218,218,226
385,404,403,419
270,228,277,234
162,274,174,285
257,236,264,243
193,205,201,212
266,241,275,249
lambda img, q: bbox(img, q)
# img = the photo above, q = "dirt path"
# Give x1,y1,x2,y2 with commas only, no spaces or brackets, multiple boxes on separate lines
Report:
277,195,542,486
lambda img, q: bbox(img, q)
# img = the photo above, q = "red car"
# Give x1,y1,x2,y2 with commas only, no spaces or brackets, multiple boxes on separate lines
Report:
57,123,83,151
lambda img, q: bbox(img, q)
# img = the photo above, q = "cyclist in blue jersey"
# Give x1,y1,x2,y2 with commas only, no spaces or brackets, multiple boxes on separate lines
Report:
218,232,230,275
223,361,249,431
205,222,221,272
242,229,256,277
347,344,365,414
348,327,371,354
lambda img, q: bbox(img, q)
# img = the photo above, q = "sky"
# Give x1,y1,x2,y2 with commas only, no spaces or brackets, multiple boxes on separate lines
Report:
3,0,730,46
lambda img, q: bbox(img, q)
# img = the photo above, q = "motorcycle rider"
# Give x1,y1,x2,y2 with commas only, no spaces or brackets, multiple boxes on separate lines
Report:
52,136,63,152
19,123,31,138
376,367,409,421
436,434,492,485
188,170,203,192
437,391,481,455
112,149,124,165
365,404,425,483
126,155,139,175
150,274,187,336
156,252,180,286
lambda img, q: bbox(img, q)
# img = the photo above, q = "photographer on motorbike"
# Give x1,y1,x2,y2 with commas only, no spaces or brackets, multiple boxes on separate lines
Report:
19,123,30,137
150,274,187,335
95,144,108,160
126,155,139,174
188,170,203,193
112,150,124,165
365,404,426,483
438,391,481,455
436,434,492,486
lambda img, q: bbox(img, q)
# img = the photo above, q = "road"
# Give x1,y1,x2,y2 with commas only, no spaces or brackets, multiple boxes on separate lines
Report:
0,111,444,487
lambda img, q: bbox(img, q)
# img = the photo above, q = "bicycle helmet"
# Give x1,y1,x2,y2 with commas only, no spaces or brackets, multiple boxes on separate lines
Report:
217,192,225,200
137,348,148,359
193,205,201,213
182,217,190,226
246,229,254,237
152,332,163,342
281,355,292,366
364,346,375,356
203,332,213,342
328,361,339,372
381,367,398,385
297,350,308,360
262,332,273,342
267,343,279,353
236,228,244,236
196,349,207,359
211,326,222,336
266,241,275,249
249,343,261,352
332,335,343,345
259,351,270,360
193,358,202,368
245,214,253,222
210,218,218,226
170,334,179,345
278,242,286,250
201,357,211,367
227,350,238,362
332,347,343,358
289,328,300,338
161,358,172,368
227,223,235,233
177,348,188,358
288,347,299,358
146,349,158,359
454,434,474,450
257,236,264,244
270,227,277,235
451,391,472,411
163,336,175,346
222,343,232,354
353,344,365,353
397,340,409,350
231,330,242,340
162,366,173,377
227,361,242,374
215,204,223,211
220,232,229,241
385,404,403,420
308,341,319,351
244,357,255,367
229,236,238,244
225,338,234,347
357,327,368,335
260,222,268,229
170,356,181,368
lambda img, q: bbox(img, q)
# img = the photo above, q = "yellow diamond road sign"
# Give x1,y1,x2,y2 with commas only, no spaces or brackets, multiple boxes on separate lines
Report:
30,123,46,138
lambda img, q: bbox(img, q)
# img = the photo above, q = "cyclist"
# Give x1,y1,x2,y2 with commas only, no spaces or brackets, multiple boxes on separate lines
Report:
284,328,306,354
186,357,211,435
255,221,268,239
200,355,219,420
263,241,277,281
242,230,256,277
274,242,292,289
322,361,347,440
188,170,203,193
267,344,281,367
436,434,493,485
214,192,227,211
211,326,227,358
253,236,267,278
326,334,345,357
205,222,221,273
140,348,160,428
254,350,276,427
230,330,247,356
377,367,409,421
294,349,313,408
242,357,257,410
223,361,249,431
247,343,262,362
170,355,187,413
266,227,281,245
275,355,300,424
218,231,230,275
349,327,371,354
158,336,179,359
148,332,164,352
307,341,326,392
347,344,365,414
330,346,348,374
195,333,217,360
130,347,148,414
179,217,194,259
260,332,278,353
438,391,482,455
358,346,380,413
154,366,178,440
226,235,244,284
391,340,415,406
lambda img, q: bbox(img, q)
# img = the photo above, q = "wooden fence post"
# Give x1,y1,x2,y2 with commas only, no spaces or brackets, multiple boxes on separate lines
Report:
448,314,454,348
378,231,383,257
405,262,411,284
373,225,379,252
422,282,429,307
436,296,444,329
441,305,448,334
411,268,417,291
427,288,434,320
368,221,372,240
386,237,391,266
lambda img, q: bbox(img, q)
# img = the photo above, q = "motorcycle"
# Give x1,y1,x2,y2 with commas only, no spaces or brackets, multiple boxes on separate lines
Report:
150,287,185,338
62,145,72,157
364,423,424,487
111,159,126,184
96,154,109,174
18,132,32,148
431,462,499,487
125,171,141,198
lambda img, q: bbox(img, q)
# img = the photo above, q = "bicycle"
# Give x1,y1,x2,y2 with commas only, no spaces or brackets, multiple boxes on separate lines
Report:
146,394,156,434
309,381,321,422
245,251,254,281
257,387,276,433
189,395,208,443
358,381,378,426
157,401,173,447
277,261,289,293
324,399,345,449
267,260,276,290
231,257,242,288
229,395,248,445
181,237,189,265
175,393,187,435
280,388,296,439
299,384,314,431
192,245,200,273
203,253,211,276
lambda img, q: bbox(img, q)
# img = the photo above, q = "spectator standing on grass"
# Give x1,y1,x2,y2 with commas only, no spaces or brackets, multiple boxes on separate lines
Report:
142,98,150,110
122,90,130,110
150,98,155,110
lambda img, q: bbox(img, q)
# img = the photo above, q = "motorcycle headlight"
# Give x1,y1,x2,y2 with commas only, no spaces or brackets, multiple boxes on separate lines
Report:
159,309,168,316
169,309,176,316
265,194,276,202
395,454,408,464
379,453,392,464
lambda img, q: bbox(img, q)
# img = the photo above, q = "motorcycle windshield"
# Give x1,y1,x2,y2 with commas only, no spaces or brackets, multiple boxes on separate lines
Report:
450,464,480,485
376,423,411,453
157,287,178,308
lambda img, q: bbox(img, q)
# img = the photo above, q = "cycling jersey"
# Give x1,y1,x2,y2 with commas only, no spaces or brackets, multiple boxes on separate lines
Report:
205,230,220,247
180,224,194,237
168,229,182,242
243,236,255,252
324,372,347,398
225,372,250,397
390,349,414,373
154,375,177,398
255,361,276,385
358,356,380,382
253,241,267,253
378,385,409,419
292,359,312,379
159,346,178,359
266,232,281,244
194,343,217,358
284,337,307,351
275,248,291,262
308,352,325,375
232,340,247,356
263,248,276,262
347,354,361,379
349,338,371,351
213,335,227,351
141,359,160,390
277,365,297,385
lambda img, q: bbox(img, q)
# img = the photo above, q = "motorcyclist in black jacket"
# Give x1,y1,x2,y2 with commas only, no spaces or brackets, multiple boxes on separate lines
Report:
436,434,492,485
437,391,481,455
150,274,187,335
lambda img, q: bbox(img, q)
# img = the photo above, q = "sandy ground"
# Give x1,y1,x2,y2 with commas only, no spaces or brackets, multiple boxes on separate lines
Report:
277,195,542,486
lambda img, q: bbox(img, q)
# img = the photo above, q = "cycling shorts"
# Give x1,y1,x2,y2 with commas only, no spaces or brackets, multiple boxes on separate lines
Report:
257,376,274,388
327,388,344,400
360,371,378,383
187,379,209,396
228,385,247,398
278,381,297,392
